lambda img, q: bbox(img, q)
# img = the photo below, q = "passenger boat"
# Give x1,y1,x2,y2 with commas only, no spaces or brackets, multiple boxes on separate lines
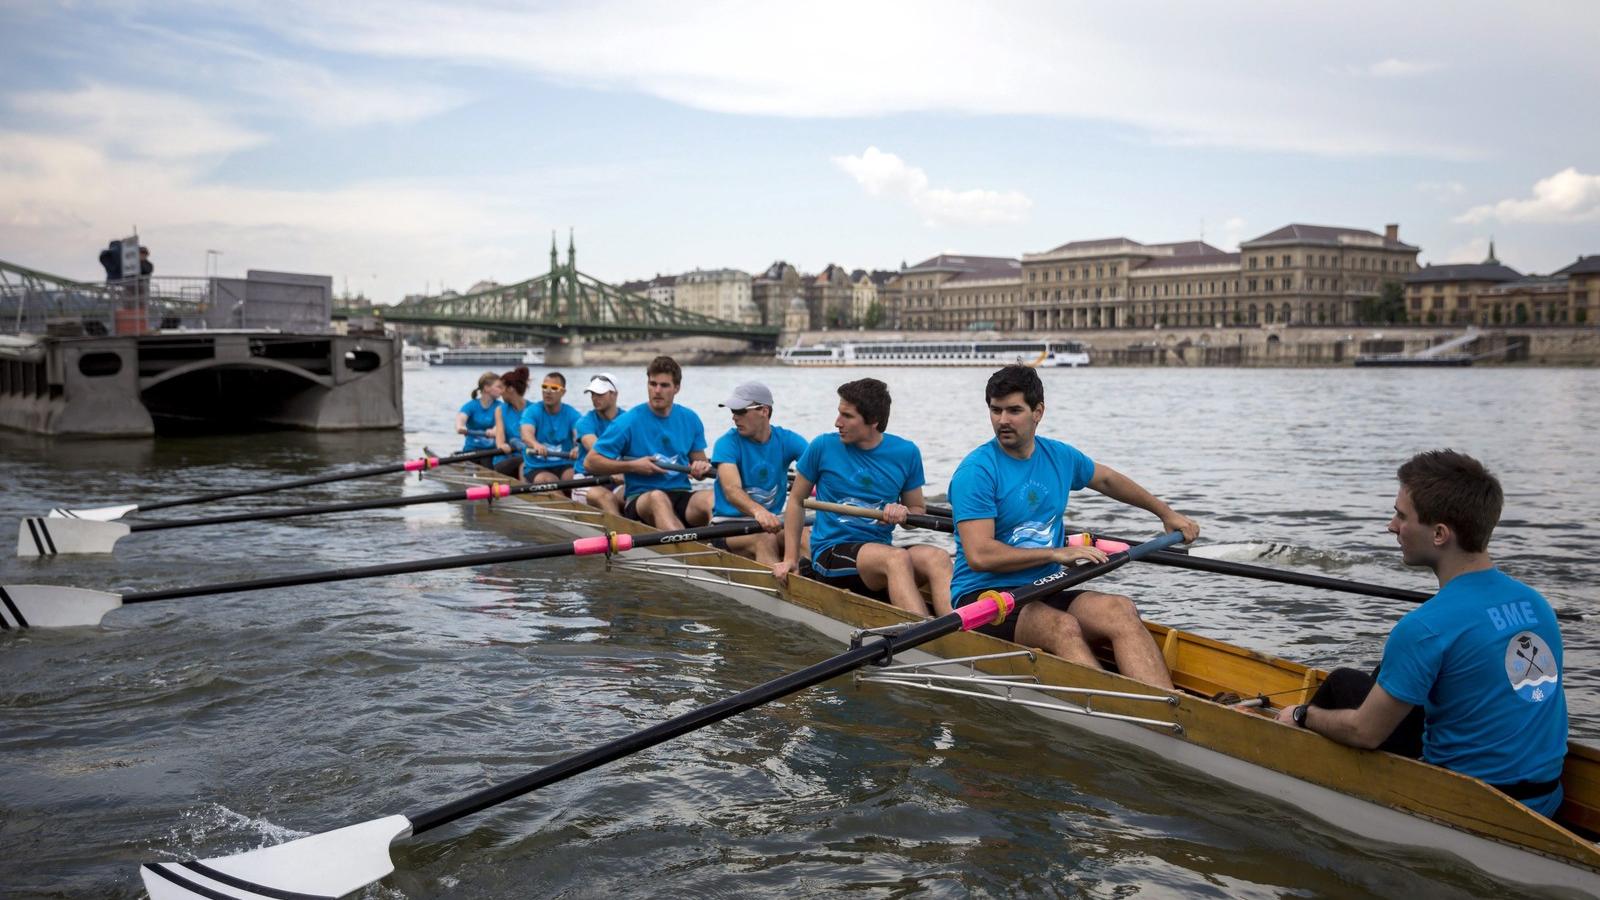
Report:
423,457,1600,894
424,346,545,367
776,339,1090,367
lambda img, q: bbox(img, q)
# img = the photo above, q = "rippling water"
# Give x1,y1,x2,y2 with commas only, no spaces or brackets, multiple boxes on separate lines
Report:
2,364,1595,898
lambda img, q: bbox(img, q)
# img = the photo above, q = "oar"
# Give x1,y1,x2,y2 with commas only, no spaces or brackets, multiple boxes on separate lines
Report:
47,448,503,522
0,520,764,630
135,532,1180,899
831,503,1587,623
17,476,616,558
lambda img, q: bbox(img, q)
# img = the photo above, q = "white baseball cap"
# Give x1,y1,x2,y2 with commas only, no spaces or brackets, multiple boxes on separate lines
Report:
584,373,618,395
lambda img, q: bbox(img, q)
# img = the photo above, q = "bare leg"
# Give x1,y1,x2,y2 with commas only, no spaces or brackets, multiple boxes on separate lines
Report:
852,543,931,616
1067,591,1173,690
586,484,622,516
685,490,714,526
725,532,782,565
635,490,684,530
1012,604,1100,669
906,545,953,616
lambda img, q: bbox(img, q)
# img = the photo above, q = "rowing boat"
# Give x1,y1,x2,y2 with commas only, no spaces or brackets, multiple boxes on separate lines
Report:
421,454,1600,894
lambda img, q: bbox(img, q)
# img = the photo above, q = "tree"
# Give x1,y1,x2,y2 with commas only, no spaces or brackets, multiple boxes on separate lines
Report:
864,301,883,329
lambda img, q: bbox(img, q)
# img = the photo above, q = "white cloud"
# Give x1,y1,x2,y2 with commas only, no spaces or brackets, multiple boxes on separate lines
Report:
1350,59,1443,78
832,147,1031,226
9,84,265,160
1455,168,1600,224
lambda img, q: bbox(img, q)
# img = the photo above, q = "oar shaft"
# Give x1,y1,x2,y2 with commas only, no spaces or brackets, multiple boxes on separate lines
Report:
135,448,501,513
119,519,763,606
126,477,614,533
802,499,949,531
1138,549,1429,602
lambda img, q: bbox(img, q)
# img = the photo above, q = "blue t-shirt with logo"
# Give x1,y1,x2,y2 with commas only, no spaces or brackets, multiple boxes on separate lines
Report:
458,397,500,453
574,406,626,476
797,432,925,562
491,399,530,468
711,425,809,518
591,403,707,498
948,436,1096,602
519,402,582,473
1378,567,1568,815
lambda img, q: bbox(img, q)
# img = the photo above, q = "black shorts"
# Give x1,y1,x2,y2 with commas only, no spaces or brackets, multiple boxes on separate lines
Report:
954,587,1088,643
623,489,695,524
809,542,892,603
492,456,523,479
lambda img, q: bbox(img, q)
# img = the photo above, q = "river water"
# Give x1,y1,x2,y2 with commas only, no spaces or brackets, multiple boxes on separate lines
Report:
2,364,1596,898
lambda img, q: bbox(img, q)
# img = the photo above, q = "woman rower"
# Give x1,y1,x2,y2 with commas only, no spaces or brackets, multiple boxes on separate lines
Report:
491,366,532,479
455,371,503,469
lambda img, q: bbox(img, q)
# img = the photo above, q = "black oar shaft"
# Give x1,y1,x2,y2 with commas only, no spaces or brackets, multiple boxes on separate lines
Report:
126,477,613,533
405,532,1177,837
134,448,501,513
119,519,763,605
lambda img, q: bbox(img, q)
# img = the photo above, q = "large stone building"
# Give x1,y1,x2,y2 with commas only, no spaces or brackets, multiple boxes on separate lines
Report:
1014,224,1420,330
1402,249,1599,326
891,254,1021,331
752,261,801,327
1403,247,1521,325
673,268,756,323
804,263,855,329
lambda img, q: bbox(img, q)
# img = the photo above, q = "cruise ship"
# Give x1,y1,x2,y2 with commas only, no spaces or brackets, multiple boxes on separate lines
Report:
776,339,1090,367
425,347,546,367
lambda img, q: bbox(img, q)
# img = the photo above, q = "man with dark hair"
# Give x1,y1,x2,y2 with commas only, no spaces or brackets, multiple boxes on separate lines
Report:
710,381,808,565
948,365,1197,689
775,378,951,616
585,356,713,529
520,371,580,485
1278,450,1568,817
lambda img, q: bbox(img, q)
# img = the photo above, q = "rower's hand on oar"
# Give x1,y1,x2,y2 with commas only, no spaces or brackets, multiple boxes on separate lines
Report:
755,509,782,533
689,459,712,479
1162,512,1200,543
456,425,469,435
1053,545,1109,566
497,441,512,454
633,457,666,476
530,441,549,457
881,503,909,526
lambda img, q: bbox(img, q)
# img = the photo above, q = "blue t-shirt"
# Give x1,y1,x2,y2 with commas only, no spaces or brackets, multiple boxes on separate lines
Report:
519,402,582,472
948,437,1096,602
797,432,925,562
710,425,809,518
574,406,626,476
591,403,707,498
458,397,499,452
1377,567,1568,814
492,399,529,468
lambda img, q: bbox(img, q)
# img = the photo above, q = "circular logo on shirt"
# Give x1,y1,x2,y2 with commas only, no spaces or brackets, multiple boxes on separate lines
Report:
1504,631,1558,703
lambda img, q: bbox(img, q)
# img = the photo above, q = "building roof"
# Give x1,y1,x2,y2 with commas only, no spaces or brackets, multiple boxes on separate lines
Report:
946,257,1023,283
1146,240,1228,257
1403,262,1522,285
904,253,1018,274
1133,252,1241,271
1555,255,1600,276
1041,237,1139,254
1242,223,1418,251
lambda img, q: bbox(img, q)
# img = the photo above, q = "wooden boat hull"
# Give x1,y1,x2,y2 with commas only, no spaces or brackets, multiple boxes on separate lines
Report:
427,462,1600,894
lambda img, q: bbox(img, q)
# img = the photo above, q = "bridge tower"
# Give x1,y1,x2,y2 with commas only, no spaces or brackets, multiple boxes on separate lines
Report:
546,230,586,366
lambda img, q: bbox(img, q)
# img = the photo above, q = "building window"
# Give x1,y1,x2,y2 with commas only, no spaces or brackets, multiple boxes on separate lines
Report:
1267,255,1276,268
1249,257,1259,270
1247,278,1257,292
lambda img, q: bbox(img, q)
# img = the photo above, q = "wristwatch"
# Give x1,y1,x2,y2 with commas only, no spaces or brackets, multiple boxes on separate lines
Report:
1291,704,1310,728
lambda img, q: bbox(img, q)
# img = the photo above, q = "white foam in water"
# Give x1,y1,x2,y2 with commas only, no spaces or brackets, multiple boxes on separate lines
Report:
1192,542,1296,562
166,803,310,854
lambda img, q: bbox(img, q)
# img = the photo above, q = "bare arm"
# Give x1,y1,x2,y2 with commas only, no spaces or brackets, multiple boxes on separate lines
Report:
957,518,1107,573
772,474,813,581
689,448,711,479
1275,683,1415,750
584,449,662,477
719,463,781,531
1087,463,1199,541
454,411,469,435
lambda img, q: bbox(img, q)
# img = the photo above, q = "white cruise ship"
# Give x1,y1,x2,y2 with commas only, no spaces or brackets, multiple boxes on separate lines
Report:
776,339,1090,367
425,347,546,367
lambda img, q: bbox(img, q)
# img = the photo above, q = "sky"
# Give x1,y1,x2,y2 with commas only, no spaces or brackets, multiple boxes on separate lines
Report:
2,1,1597,304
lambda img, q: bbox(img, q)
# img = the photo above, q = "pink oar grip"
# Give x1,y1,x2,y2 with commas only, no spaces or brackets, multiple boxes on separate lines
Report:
1067,533,1129,554
465,484,513,501
404,458,425,472
957,591,1014,631
572,533,636,556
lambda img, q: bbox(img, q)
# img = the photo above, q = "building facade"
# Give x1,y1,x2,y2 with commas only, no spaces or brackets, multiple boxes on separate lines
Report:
672,268,756,323
752,261,801,327
805,263,855,329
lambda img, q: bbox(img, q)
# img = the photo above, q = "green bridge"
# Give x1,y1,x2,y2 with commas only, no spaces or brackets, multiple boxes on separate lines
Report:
334,236,780,350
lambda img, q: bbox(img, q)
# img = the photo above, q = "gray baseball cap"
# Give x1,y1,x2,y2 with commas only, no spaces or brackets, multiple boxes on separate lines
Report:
719,381,774,410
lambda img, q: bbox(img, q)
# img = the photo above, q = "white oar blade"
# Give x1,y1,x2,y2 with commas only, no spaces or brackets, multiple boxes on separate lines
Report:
17,517,128,557
140,814,411,900
1187,542,1296,562
0,584,122,629
48,503,138,521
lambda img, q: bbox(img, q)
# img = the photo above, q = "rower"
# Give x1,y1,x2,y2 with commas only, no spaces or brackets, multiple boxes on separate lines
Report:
574,373,626,516
519,372,582,486
455,371,503,468
774,378,950,617
491,366,532,479
709,381,808,566
948,365,1196,689
584,356,713,529
1277,450,1569,817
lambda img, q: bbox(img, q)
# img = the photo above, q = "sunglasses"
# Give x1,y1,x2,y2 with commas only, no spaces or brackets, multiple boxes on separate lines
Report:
540,383,564,391
731,406,765,417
